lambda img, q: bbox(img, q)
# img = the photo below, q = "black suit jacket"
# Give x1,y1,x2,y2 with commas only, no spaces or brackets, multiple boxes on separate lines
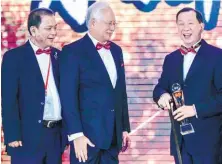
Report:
59,34,131,150
153,40,222,155
1,41,67,155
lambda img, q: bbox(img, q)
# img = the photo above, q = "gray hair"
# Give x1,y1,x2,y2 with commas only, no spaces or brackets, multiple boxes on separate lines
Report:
85,2,110,29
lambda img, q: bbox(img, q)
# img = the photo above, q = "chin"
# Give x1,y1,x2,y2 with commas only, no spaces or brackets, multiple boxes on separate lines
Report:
107,37,111,41
182,39,193,47
47,39,54,44
106,34,112,40
46,42,53,47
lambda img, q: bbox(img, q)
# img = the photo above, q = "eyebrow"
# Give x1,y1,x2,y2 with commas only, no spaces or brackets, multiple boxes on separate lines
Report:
177,19,195,22
44,24,57,27
104,20,116,22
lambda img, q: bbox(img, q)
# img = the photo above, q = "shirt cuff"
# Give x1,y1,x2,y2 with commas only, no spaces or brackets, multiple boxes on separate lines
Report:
193,104,198,118
68,132,84,142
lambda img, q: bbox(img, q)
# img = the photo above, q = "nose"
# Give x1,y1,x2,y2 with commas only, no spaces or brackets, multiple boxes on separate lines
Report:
183,24,191,31
110,23,115,31
51,27,57,36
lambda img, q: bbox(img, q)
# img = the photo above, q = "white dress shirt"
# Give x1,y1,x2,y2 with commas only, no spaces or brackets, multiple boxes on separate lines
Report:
68,33,117,141
29,40,62,121
183,42,201,81
182,41,201,118
88,32,117,88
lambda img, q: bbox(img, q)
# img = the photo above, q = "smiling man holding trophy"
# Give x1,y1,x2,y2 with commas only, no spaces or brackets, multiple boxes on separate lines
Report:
153,7,222,164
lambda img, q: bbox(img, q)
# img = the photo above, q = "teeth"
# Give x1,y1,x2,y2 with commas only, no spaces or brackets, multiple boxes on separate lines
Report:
183,34,191,37
183,34,191,39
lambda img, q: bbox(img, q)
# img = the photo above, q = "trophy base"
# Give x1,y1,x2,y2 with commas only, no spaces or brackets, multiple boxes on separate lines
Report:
180,123,195,135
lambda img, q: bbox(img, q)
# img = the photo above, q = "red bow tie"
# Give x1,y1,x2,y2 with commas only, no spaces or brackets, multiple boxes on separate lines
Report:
96,42,111,50
36,48,51,55
179,46,196,55
179,41,201,55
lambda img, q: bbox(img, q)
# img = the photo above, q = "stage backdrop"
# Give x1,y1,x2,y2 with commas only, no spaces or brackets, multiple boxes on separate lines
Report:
1,0,222,164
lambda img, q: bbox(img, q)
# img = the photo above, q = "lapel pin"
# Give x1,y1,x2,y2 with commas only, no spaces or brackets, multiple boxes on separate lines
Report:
54,52,58,60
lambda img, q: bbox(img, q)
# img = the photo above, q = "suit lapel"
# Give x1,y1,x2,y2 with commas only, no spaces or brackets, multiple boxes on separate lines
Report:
110,44,120,88
23,41,45,90
83,34,113,88
50,48,59,89
173,50,184,87
184,40,206,82
24,41,60,91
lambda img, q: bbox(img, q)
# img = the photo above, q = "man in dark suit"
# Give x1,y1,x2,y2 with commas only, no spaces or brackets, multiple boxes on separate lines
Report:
59,2,131,164
2,8,66,164
153,7,222,164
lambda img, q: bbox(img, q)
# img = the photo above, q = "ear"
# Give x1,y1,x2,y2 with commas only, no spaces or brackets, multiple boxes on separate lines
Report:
91,18,96,27
30,26,37,36
200,23,204,32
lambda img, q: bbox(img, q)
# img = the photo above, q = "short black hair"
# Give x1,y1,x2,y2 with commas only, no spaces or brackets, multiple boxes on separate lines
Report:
176,7,203,23
28,8,55,35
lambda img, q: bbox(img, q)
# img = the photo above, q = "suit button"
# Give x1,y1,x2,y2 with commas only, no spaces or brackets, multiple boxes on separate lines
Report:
38,120,41,123
111,109,114,112
41,102,44,105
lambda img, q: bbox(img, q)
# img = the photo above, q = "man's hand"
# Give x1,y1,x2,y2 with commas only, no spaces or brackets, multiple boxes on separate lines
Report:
122,131,131,152
173,105,196,121
158,93,172,110
73,135,95,163
8,141,22,148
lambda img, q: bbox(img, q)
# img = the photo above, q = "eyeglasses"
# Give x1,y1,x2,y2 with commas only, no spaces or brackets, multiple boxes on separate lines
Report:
101,20,118,27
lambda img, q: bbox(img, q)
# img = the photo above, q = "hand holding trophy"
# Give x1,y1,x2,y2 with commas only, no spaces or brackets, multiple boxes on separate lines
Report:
171,83,195,135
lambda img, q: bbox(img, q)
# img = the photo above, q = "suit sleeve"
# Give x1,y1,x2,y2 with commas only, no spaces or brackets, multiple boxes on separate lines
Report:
1,50,21,144
59,46,83,135
120,48,131,133
153,55,170,105
195,54,222,119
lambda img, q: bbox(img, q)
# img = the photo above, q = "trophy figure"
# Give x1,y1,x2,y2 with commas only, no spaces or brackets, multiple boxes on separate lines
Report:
172,83,195,135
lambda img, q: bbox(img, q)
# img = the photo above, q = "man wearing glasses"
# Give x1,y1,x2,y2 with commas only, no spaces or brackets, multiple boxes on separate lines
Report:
60,2,131,164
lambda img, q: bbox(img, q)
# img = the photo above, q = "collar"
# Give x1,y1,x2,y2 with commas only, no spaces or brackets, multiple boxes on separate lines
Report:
87,32,108,48
29,39,51,54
